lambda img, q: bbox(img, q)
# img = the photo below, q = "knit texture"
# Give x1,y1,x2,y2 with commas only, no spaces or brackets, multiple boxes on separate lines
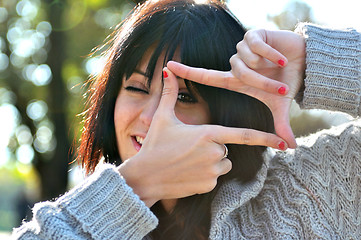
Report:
296,23,361,116
12,24,361,239
12,164,158,240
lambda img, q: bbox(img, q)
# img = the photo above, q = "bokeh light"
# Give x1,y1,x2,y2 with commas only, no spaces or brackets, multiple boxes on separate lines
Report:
0,104,20,146
16,0,39,20
84,56,104,76
36,21,52,37
23,64,52,86
0,7,8,23
26,100,48,121
0,53,9,71
0,147,11,166
33,120,56,154
15,125,33,146
94,8,122,29
10,52,26,68
0,103,20,167
31,64,52,86
16,144,34,165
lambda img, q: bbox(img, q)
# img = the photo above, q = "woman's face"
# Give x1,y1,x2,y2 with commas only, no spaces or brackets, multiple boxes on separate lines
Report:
114,50,211,161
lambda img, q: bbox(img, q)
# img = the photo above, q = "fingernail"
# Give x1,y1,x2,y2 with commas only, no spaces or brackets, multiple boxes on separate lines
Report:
278,59,285,67
278,86,286,95
163,70,168,78
278,141,287,151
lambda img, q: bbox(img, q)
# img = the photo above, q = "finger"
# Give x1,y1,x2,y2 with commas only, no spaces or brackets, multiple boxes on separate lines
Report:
272,110,297,148
210,126,288,150
236,40,277,69
229,57,289,95
216,158,232,176
244,29,288,67
157,68,179,113
168,60,288,96
167,60,232,89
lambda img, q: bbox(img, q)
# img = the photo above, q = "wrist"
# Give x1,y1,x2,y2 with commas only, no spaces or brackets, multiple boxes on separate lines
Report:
117,156,161,207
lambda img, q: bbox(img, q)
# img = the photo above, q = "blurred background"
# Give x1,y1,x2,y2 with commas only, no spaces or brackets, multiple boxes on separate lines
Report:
0,0,357,237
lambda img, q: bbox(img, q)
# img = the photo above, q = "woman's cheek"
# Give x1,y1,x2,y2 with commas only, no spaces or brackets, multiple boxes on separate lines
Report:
175,105,210,125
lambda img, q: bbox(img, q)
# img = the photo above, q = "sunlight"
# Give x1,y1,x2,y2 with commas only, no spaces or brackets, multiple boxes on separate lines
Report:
194,0,208,4
229,0,360,30
0,103,20,167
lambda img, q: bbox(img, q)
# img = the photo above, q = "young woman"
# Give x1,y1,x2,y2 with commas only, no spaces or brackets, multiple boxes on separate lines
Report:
13,0,361,239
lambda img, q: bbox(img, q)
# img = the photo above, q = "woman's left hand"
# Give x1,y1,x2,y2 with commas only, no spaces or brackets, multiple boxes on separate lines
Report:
167,29,306,148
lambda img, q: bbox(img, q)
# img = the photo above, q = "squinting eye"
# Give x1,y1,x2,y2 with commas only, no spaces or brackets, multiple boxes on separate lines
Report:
124,86,149,94
177,93,198,104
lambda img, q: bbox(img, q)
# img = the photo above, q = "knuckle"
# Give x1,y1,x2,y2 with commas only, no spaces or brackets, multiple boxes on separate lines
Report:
204,180,217,193
244,30,253,40
209,147,223,161
220,159,232,175
262,78,271,91
183,66,191,80
241,130,252,145
161,86,172,96
248,56,261,69
236,41,244,52
226,160,233,172
206,165,218,178
200,70,210,85
223,74,233,90
248,38,262,50
263,46,273,58
231,65,243,80
229,54,237,66
230,56,242,78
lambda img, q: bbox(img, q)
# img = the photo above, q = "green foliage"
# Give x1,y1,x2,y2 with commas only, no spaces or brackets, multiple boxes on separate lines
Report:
0,164,39,231
0,0,136,231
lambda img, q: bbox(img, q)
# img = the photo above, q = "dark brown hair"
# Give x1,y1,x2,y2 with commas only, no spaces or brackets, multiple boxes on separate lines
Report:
77,0,274,239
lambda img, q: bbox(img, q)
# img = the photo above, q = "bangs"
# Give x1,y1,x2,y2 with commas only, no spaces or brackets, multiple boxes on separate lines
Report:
121,12,181,86
120,1,243,100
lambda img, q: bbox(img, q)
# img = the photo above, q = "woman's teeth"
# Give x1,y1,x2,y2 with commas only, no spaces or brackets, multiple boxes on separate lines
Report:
135,136,144,145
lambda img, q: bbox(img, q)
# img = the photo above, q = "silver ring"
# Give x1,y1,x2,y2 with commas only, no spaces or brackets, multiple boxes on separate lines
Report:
223,144,228,159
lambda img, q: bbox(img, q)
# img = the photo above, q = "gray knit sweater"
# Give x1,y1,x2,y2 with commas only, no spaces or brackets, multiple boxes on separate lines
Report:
12,24,361,239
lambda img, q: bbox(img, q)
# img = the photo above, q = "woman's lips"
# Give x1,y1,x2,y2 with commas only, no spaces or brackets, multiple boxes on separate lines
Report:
132,136,144,152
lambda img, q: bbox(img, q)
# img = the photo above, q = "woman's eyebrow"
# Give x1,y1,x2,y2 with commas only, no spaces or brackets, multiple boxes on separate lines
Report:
134,69,147,76
134,68,182,80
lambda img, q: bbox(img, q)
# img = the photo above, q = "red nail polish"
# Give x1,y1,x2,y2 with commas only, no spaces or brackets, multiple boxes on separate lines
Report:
278,59,285,67
278,86,286,95
278,141,286,150
163,70,168,78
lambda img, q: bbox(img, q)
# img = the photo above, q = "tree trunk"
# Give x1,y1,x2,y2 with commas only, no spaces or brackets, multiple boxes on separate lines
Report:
35,0,70,200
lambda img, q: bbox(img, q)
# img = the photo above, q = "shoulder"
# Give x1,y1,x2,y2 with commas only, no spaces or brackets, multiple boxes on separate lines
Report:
295,119,361,151
268,119,361,183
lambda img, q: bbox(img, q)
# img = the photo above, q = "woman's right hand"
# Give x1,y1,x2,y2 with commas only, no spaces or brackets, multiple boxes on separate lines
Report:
117,68,287,207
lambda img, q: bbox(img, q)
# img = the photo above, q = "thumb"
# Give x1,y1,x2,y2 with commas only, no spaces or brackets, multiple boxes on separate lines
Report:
157,68,179,114
273,112,297,148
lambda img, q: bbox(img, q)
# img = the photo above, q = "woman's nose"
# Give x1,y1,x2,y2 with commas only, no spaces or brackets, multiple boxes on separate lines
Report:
139,97,160,127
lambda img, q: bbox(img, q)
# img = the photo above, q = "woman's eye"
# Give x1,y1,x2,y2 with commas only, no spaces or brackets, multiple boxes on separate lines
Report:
177,92,197,104
124,86,149,94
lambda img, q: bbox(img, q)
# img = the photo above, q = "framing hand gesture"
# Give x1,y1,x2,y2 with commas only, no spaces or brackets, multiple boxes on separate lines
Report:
119,68,287,207
167,29,306,148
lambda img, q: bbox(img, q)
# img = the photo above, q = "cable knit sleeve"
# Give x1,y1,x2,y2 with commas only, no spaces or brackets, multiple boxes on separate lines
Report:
285,23,361,237
11,164,158,240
